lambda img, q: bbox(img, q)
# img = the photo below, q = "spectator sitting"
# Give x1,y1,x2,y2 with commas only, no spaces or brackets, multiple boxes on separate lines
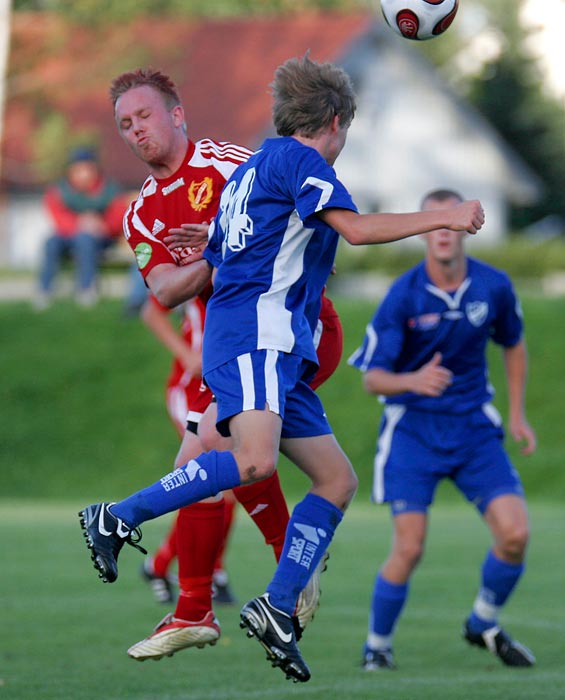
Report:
35,146,124,309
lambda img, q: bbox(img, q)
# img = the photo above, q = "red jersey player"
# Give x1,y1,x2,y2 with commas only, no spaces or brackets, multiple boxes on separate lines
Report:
107,69,329,662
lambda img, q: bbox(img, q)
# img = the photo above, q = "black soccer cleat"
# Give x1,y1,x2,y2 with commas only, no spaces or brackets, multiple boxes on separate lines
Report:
463,620,535,667
361,645,397,671
78,502,147,583
212,571,237,605
240,594,311,683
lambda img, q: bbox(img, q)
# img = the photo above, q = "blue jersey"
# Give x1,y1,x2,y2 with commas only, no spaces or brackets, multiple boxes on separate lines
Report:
348,258,523,414
203,137,357,374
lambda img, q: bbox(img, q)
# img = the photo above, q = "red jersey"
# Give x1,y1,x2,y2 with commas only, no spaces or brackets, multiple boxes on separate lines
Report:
123,138,253,280
130,138,251,431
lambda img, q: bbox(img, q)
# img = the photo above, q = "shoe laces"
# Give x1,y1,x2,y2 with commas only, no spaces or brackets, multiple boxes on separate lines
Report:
125,527,147,555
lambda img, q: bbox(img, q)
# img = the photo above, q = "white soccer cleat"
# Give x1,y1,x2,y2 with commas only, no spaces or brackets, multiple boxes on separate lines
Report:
294,551,330,636
127,611,220,661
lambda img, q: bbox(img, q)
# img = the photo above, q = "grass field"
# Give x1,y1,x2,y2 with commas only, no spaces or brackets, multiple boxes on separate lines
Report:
1,295,564,501
1,501,564,700
1,293,564,699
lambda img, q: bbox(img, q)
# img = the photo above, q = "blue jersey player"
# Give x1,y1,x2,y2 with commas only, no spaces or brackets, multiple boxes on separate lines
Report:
79,58,484,683
349,188,536,671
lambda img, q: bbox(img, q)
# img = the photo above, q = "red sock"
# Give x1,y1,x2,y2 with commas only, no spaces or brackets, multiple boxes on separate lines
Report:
174,500,225,621
151,515,178,577
233,472,289,562
214,494,237,575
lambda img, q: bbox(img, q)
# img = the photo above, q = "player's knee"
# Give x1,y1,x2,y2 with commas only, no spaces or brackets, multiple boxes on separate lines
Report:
238,453,277,483
321,465,358,509
341,470,359,505
397,539,425,569
501,522,530,559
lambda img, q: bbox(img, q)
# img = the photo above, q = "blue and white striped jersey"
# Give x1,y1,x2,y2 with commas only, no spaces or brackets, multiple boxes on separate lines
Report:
348,258,523,414
202,137,357,373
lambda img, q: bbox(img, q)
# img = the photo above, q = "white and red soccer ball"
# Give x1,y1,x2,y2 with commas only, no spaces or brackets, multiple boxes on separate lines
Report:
380,0,459,41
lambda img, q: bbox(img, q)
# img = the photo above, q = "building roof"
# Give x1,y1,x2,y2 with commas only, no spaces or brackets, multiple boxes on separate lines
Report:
1,11,373,189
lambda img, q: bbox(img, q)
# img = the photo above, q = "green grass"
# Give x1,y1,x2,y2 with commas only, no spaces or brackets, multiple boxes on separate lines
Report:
1,295,564,502
1,295,564,697
1,501,563,700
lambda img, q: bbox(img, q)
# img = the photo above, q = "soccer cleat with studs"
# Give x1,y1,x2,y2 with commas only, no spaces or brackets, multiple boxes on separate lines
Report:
78,502,147,583
463,620,536,667
361,645,397,671
127,611,220,661
240,594,311,683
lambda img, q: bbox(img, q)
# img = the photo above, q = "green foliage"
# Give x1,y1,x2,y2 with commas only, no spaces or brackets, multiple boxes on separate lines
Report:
466,2,565,227
1,293,563,502
335,235,565,278
13,0,367,21
418,0,565,228
1,501,563,699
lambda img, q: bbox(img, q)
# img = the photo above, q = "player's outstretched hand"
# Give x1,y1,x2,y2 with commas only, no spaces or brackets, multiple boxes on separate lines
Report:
412,352,453,397
164,222,210,251
450,200,485,235
509,416,537,455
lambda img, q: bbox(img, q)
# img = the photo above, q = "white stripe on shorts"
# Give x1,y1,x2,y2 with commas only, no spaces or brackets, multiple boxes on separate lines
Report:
372,404,405,503
237,354,255,411
264,349,280,414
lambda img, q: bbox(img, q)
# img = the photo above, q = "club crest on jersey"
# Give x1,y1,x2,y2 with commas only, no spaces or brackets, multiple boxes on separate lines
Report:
408,313,441,331
466,301,488,327
188,177,213,212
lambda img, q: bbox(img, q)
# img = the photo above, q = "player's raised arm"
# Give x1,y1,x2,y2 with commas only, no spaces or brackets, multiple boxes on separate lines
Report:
318,200,484,246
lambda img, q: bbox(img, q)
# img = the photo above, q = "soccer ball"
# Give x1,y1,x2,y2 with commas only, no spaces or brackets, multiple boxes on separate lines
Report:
380,0,458,41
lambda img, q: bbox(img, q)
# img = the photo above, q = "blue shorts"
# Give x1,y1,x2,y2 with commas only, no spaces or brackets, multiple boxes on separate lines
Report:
373,403,524,515
204,349,332,439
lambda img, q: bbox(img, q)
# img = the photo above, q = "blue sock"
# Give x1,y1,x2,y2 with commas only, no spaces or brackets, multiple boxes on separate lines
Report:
467,550,525,633
110,450,241,528
367,573,408,650
266,493,343,615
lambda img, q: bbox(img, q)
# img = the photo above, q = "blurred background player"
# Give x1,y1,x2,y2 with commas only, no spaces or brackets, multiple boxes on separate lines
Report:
35,146,124,309
349,188,536,671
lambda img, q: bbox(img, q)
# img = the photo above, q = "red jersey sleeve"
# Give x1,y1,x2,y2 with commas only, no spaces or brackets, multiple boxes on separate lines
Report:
44,187,79,237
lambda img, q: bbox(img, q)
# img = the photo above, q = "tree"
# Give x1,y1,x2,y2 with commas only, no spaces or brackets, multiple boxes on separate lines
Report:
422,0,565,229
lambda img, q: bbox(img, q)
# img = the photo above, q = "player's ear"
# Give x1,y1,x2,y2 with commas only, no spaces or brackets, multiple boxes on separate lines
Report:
171,105,185,128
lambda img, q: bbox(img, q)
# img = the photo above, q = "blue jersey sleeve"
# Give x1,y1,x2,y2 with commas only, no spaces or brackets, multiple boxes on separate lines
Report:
291,148,357,226
348,287,406,372
490,273,523,347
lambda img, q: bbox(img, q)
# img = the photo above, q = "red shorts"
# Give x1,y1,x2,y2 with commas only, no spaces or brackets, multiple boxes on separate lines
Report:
310,294,343,391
